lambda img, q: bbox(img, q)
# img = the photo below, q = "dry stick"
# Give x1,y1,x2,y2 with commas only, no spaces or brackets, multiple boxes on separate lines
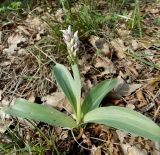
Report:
23,48,56,95
9,66,27,105
154,105,160,121
34,46,57,64
70,129,91,151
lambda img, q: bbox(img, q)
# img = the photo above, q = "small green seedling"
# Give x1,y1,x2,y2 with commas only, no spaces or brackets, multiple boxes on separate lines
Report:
3,26,160,142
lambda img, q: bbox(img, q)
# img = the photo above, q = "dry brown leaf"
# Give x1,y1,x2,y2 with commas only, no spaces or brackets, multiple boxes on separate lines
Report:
27,93,35,102
136,90,147,108
111,38,126,59
116,130,147,155
17,25,30,36
42,92,72,113
42,92,65,107
114,76,141,97
17,48,26,55
154,142,160,155
117,29,130,37
0,60,11,67
0,90,2,101
132,39,140,51
71,4,81,13
82,79,93,98
138,38,152,49
55,9,65,23
0,120,13,134
26,16,41,30
79,54,92,74
144,49,154,60
91,145,102,155
150,8,159,14
35,29,46,41
95,57,116,75
0,98,14,119
17,118,35,129
0,45,3,54
126,103,136,110
89,35,111,56
59,130,69,140
82,133,92,146
128,66,139,77
3,34,27,55
0,31,2,44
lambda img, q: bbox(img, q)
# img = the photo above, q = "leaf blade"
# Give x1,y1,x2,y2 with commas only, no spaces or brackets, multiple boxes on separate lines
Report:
83,106,160,142
82,79,117,115
53,63,77,112
71,63,81,105
3,98,76,128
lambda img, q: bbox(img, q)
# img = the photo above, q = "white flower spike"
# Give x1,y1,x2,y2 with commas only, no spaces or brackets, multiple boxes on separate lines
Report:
61,26,80,62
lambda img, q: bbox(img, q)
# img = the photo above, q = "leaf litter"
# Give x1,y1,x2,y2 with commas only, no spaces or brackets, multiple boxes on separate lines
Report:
0,0,160,154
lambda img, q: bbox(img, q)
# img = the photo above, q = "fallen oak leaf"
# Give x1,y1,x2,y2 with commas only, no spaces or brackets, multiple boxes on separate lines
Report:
89,35,111,56
0,120,13,134
42,92,65,107
116,130,147,155
95,56,116,76
3,33,27,55
136,90,147,108
114,76,141,97
111,38,126,59
42,92,72,114
132,39,140,51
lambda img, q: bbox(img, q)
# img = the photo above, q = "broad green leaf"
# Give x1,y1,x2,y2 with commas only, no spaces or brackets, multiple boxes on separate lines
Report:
3,98,76,128
53,63,77,113
71,64,81,105
71,63,82,123
83,106,160,142
82,79,117,115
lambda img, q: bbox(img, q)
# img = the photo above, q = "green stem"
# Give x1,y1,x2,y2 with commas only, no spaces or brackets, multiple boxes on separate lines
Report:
71,63,82,125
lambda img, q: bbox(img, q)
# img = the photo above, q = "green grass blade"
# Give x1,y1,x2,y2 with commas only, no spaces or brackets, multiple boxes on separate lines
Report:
3,98,76,128
82,79,117,115
53,63,77,113
128,52,160,70
83,106,160,142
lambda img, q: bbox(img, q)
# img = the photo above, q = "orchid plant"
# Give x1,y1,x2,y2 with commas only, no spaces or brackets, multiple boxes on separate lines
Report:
3,26,160,142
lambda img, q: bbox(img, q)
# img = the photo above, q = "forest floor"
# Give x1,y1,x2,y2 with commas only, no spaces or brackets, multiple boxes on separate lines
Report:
0,0,160,154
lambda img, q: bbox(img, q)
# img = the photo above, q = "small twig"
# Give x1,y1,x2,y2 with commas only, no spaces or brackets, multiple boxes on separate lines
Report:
70,129,91,151
90,136,121,146
9,66,27,105
34,46,57,64
154,105,160,121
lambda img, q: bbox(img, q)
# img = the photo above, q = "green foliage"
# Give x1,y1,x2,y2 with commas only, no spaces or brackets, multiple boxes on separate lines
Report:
82,79,117,115
154,17,160,26
83,107,160,142
75,5,118,33
0,1,21,12
128,52,160,70
4,98,76,128
10,1,21,9
3,23,160,142
3,63,160,142
127,0,142,37
0,0,35,13
52,63,79,114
